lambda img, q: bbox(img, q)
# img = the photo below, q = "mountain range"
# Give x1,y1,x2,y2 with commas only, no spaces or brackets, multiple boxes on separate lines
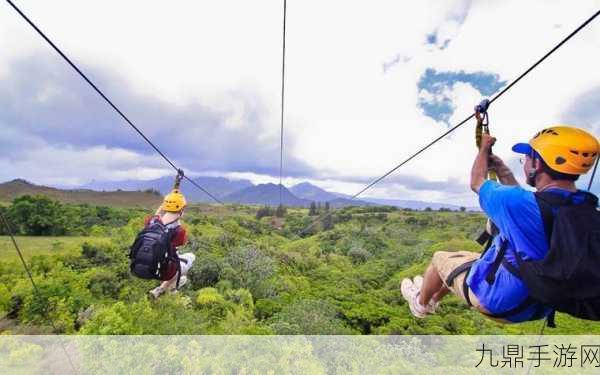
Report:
80,176,472,210
1,176,473,210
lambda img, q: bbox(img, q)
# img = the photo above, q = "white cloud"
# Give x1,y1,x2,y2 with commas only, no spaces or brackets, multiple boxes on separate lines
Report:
1,0,599,204
0,143,171,187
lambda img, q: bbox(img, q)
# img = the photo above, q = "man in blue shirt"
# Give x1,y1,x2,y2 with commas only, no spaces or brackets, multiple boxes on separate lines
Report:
401,126,599,322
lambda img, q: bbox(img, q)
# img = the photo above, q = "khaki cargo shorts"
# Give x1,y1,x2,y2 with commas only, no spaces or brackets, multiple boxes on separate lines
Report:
432,251,484,310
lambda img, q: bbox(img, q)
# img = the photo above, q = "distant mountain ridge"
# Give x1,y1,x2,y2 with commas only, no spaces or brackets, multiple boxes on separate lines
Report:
289,182,340,202
224,183,310,207
0,179,161,208
362,197,474,211
83,176,253,203
3,178,475,210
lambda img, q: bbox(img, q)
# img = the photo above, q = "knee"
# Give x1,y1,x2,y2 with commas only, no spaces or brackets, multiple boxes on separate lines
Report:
431,251,446,271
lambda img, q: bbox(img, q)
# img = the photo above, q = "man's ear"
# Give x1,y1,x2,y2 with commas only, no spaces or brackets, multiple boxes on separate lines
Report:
533,158,544,173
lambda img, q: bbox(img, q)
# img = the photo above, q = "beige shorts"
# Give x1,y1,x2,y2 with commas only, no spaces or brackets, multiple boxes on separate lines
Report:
432,251,484,310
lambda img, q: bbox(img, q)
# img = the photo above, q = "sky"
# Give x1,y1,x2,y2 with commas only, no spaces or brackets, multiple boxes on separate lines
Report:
1,0,599,206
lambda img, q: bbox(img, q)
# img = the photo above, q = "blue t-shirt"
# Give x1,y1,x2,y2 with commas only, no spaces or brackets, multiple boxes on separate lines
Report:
467,181,588,322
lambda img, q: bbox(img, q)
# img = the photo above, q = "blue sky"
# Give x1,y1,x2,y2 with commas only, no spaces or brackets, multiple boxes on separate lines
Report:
0,0,599,204
418,69,507,124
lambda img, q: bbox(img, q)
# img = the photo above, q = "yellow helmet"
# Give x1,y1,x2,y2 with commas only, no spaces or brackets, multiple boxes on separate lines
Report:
512,126,599,175
162,189,187,212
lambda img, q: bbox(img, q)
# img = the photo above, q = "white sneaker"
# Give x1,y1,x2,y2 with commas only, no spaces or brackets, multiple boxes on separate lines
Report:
413,275,440,313
149,286,164,299
400,278,431,318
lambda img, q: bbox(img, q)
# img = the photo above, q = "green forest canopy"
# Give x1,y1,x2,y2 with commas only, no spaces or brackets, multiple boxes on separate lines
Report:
0,195,598,335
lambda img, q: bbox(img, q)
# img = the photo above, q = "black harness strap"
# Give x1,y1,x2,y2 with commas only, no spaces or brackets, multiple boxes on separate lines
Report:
446,259,477,307
476,230,491,247
485,240,508,284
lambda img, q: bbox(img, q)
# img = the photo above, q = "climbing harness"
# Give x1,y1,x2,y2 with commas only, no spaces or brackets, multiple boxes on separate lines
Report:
474,99,497,182
174,169,184,190
474,99,499,246
162,170,187,212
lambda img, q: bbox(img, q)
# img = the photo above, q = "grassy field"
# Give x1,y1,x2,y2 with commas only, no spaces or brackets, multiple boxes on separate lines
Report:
0,236,110,261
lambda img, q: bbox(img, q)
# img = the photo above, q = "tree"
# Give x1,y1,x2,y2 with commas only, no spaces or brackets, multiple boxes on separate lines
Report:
348,246,372,264
309,202,317,216
460,206,467,212
255,206,273,220
322,214,334,231
270,299,354,334
275,204,287,218
8,195,66,235
188,255,223,288
222,247,276,298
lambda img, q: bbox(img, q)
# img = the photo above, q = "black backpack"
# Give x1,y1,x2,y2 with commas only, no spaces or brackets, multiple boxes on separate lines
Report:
485,191,600,325
129,218,181,285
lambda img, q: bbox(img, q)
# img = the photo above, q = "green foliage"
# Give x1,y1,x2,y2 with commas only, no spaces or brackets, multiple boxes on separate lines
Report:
187,254,223,289
348,246,372,264
12,262,93,333
0,284,10,315
322,214,334,231
255,206,273,220
81,296,205,335
5,195,66,235
87,268,123,299
2,204,600,336
222,246,276,298
2,195,142,236
275,204,287,218
270,299,355,334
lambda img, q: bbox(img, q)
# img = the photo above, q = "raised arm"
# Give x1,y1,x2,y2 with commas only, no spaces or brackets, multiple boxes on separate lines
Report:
471,134,495,193
489,154,519,186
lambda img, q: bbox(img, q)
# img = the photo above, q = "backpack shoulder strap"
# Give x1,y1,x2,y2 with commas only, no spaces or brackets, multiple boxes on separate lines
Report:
533,192,562,244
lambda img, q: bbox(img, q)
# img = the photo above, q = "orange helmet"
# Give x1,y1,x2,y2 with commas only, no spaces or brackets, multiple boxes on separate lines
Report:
512,126,599,175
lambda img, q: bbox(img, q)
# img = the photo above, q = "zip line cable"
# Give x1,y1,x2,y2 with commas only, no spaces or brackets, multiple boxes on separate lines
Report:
300,8,600,235
279,0,288,207
6,0,598,213
0,212,80,374
5,0,223,205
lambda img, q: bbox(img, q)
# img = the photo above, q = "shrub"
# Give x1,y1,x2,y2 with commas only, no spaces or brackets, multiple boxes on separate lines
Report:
87,269,122,299
255,206,273,220
270,299,354,335
222,247,276,298
187,255,223,289
195,288,234,322
348,246,372,265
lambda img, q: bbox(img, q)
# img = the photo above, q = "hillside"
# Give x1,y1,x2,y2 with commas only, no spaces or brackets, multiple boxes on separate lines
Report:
0,179,162,208
1,199,597,336
290,182,340,202
83,176,253,203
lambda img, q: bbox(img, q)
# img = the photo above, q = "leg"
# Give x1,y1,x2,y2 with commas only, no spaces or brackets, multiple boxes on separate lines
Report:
161,277,176,291
419,263,446,306
431,285,450,303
